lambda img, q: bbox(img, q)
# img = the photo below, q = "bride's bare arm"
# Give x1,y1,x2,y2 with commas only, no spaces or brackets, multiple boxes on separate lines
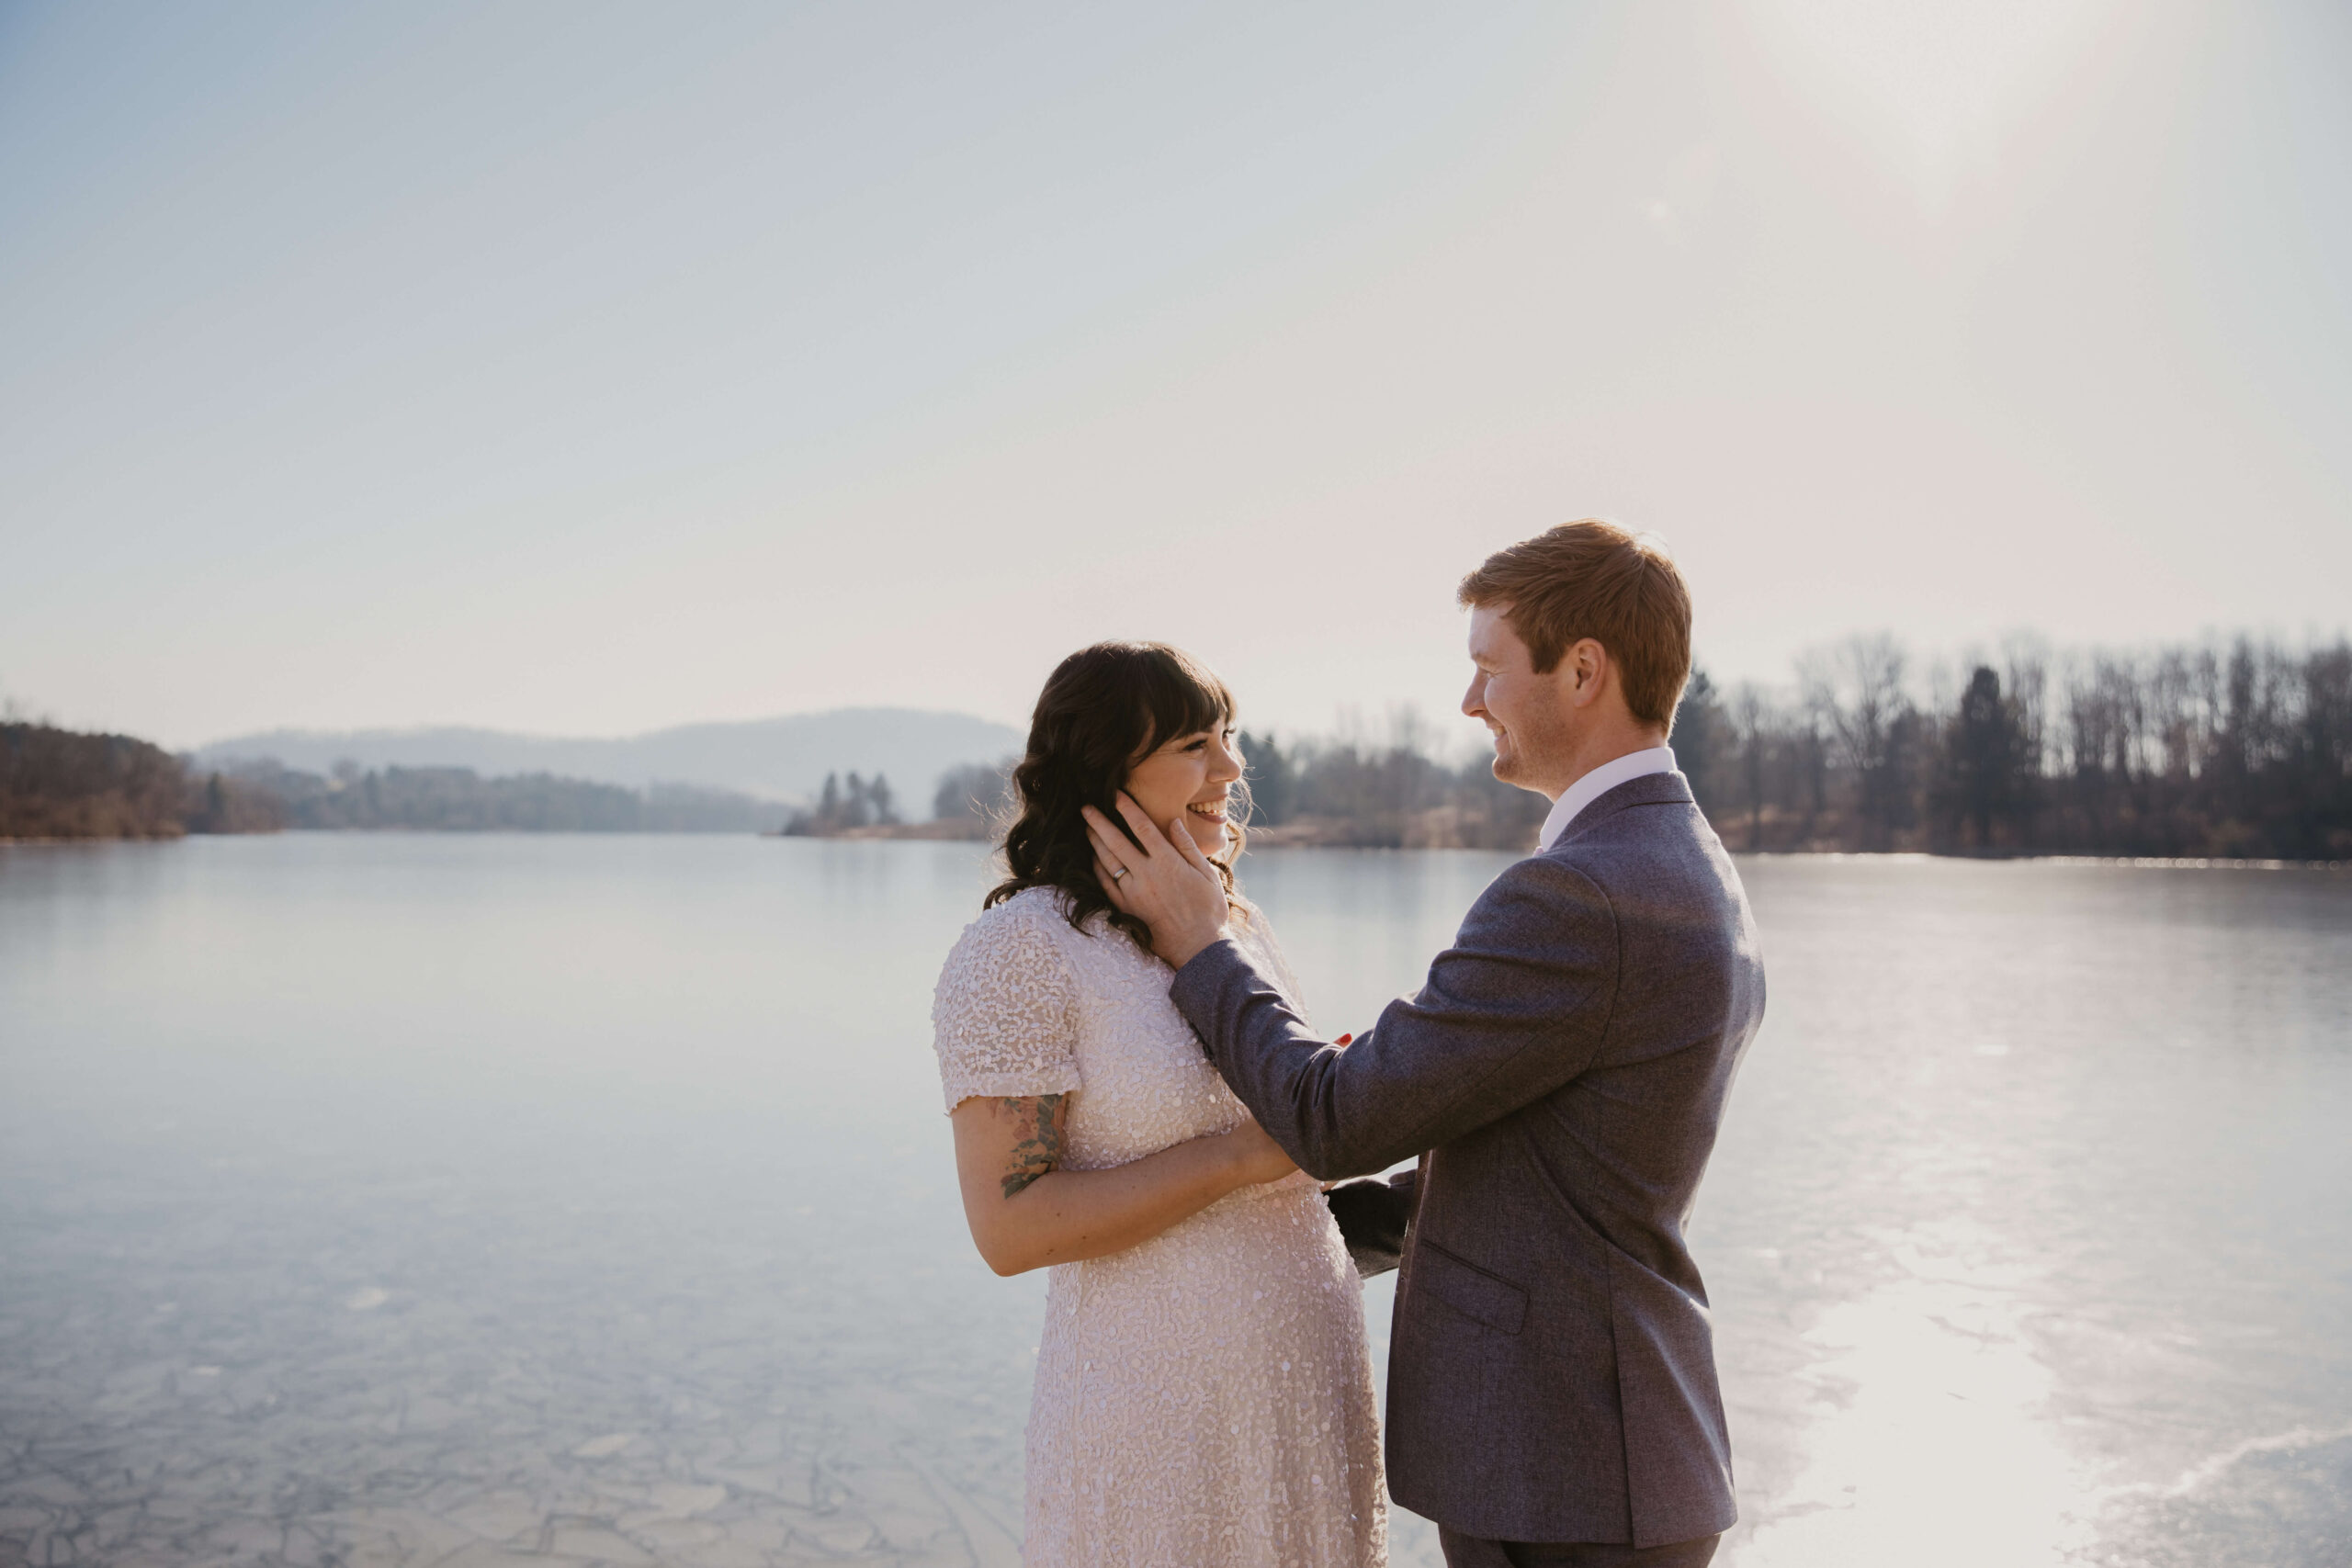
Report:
951,1094,1295,1276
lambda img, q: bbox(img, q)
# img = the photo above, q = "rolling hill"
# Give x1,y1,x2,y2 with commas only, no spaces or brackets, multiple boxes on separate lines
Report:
197,707,1023,805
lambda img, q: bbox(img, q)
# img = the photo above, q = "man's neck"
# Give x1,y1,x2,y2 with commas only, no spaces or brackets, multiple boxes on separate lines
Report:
1540,724,1671,803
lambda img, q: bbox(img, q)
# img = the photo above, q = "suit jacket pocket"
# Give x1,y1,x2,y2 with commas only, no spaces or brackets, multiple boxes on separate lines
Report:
1414,1238,1528,1335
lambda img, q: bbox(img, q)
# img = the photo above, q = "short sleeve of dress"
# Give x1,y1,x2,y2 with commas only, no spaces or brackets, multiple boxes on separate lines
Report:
931,899,1083,1113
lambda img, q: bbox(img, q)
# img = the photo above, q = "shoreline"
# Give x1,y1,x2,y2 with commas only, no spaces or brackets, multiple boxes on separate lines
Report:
4,831,2345,873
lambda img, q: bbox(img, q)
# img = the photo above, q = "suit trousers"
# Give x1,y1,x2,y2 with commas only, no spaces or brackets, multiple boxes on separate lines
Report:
1437,1526,1720,1568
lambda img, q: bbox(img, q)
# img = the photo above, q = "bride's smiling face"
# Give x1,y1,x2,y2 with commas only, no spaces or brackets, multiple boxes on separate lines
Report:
1123,721,1244,856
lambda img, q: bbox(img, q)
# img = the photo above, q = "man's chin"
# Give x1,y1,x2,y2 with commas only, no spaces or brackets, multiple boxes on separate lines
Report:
1491,752,1549,795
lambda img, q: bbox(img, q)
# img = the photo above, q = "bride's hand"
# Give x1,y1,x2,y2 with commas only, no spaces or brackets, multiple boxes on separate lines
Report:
1221,1118,1298,1187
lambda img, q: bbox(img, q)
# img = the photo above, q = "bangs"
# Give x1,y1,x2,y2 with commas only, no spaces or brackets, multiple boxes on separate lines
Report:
1132,646,1234,758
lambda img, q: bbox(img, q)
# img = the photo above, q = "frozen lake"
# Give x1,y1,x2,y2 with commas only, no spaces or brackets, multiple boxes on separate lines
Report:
2,836,2348,1566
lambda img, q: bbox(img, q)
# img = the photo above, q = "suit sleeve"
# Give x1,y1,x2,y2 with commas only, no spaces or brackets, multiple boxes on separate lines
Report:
1170,854,1617,1179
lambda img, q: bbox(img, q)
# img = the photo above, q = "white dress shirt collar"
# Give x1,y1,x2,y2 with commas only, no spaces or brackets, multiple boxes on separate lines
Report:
1536,746,1678,852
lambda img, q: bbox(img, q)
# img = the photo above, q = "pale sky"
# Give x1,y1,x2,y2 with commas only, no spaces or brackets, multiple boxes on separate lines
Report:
4,1,2346,750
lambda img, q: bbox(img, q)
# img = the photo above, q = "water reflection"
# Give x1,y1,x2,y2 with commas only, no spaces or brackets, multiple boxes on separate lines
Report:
1738,1218,2088,1566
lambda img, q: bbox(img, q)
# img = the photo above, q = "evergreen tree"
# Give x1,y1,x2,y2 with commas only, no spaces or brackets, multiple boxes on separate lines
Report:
1671,671,1728,814
1943,666,2022,851
1238,730,1295,826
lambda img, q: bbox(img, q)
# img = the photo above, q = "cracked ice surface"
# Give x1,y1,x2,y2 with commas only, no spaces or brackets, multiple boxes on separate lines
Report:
0,1134,1042,1568
0,1128,1048,1568
13,837,2351,1568
0,837,1048,1568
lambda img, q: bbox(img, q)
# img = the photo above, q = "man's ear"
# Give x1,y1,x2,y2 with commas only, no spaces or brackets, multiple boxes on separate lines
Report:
1566,638,1608,705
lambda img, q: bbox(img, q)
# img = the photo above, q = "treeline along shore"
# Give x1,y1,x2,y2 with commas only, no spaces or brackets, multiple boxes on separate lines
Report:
0,728,790,839
928,634,2352,863
1670,633,2351,861
7,633,2346,860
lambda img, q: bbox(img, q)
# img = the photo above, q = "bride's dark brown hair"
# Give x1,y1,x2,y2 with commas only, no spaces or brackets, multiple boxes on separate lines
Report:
987,641,1247,953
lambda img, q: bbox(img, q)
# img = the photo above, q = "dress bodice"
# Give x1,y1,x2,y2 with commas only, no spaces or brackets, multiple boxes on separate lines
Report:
932,885,1306,1170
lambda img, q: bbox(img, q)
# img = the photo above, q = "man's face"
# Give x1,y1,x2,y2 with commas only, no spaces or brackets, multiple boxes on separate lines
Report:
1462,604,1576,795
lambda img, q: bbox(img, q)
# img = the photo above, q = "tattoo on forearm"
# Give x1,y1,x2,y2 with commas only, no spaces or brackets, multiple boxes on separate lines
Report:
1000,1093,1068,1199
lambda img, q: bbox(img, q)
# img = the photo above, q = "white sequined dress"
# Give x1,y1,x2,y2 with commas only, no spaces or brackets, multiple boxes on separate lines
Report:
932,886,1386,1568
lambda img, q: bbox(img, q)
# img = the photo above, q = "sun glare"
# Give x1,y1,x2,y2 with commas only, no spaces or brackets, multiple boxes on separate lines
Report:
1734,1219,2094,1566
1739,0,2126,212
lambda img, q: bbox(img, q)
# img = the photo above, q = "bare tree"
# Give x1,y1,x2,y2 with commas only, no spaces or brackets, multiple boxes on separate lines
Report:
1728,682,1772,851
1800,633,1914,848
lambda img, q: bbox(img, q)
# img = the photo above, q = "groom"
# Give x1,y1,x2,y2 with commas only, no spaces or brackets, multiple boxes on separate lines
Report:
1087,520,1765,1567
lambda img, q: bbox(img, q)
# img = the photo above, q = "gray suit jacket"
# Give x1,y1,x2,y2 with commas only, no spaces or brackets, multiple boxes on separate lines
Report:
1170,771,1765,1548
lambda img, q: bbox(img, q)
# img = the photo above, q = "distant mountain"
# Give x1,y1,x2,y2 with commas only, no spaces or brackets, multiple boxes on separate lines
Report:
196,707,1025,806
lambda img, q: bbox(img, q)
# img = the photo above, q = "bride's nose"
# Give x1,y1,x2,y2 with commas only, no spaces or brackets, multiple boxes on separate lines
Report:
1208,736,1243,783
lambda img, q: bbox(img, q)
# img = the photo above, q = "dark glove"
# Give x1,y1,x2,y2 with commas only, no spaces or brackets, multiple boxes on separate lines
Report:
1324,1170,1416,1279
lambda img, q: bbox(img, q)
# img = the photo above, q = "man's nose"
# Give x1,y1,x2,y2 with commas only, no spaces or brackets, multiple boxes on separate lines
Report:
1462,675,1486,717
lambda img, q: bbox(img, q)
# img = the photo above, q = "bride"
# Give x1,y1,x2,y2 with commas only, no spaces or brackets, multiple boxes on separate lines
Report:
931,640,1385,1568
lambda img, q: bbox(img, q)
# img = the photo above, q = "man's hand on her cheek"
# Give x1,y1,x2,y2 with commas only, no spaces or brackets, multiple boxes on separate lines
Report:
1080,796,1232,969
